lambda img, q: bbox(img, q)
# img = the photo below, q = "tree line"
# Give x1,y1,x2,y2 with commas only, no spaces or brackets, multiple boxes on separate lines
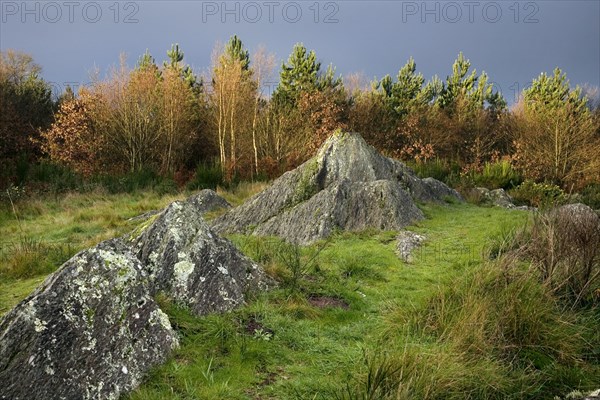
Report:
1,36,599,192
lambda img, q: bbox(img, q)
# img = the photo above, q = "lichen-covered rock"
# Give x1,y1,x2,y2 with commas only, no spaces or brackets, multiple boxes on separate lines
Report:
0,239,178,400
132,200,271,315
212,132,461,244
419,177,464,203
127,190,230,223
186,189,231,214
254,180,424,245
553,203,600,227
396,231,426,263
471,187,517,209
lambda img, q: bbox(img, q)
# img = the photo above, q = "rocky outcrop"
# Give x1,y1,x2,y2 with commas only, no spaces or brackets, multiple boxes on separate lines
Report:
396,231,426,263
186,189,231,214
0,239,178,400
553,203,600,227
468,187,535,210
127,189,230,223
0,189,270,399
131,199,271,315
253,180,424,245
470,187,516,208
213,132,462,244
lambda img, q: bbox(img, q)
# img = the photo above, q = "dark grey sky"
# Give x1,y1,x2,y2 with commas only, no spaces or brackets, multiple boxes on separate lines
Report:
1,0,599,103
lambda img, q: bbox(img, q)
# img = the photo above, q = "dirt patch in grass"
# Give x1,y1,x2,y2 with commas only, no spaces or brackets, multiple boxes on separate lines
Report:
244,315,275,337
308,295,349,310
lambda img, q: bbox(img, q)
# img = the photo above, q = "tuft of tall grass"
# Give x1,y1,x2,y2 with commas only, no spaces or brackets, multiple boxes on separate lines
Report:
0,238,76,280
356,257,596,399
471,160,523,190
525,206,600,307
409,158,461,185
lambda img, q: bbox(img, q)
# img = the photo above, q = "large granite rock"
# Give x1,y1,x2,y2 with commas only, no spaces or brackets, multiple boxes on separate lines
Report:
470,187,517,209
0,239,178,400
131,199,271,315
0,189,271,399
186,189,231,214
253,180,424,245
212,132,462,244
127,189,230,223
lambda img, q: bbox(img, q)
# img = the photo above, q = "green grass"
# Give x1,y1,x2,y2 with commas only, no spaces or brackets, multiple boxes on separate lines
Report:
0,190,185,284
0,275,46,315
128,204,564,400
1,189,598,399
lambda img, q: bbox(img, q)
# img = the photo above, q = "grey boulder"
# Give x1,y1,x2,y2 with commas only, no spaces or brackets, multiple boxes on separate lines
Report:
131,199,271,315
471,187,517,209
186,189,231,214
212,132,462,244
396,231,426,263
0,239,178,400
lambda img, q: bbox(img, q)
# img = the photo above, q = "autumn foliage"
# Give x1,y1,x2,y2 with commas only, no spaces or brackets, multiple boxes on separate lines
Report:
3,44,599,192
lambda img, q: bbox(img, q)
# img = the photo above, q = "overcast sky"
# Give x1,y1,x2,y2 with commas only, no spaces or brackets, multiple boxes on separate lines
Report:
1,0,598,103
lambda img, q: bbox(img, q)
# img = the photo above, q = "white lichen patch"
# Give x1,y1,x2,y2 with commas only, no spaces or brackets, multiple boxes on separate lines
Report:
149,251,158,265
82,338,96,352
218,288,233,303
98,250,135,274
149,308,176,337
34,318,47,332
173,252,195,287
217,266,229,275
22,300,37,322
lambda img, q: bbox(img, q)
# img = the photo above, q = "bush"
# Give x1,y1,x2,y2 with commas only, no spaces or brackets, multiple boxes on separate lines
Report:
580,183,600,210
154,178,179,196
93,169,162,194
526,205,600,307
471,160,523,190
188,162,223,190
510,180,567,208
28,161,82,194
409,158,460,185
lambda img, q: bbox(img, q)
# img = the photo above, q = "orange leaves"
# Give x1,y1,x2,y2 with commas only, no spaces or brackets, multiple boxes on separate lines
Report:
298,89,348,155
40,93,105,176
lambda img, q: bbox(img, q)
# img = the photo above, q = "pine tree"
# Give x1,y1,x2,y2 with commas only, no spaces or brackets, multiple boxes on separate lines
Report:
225,35,250,70
273,43,321,108
437,52,505,113
376,57,428,118
515,68,599,188
166,43,184,68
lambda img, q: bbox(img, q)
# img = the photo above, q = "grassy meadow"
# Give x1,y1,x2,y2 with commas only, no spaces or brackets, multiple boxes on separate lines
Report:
0,187,598,399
